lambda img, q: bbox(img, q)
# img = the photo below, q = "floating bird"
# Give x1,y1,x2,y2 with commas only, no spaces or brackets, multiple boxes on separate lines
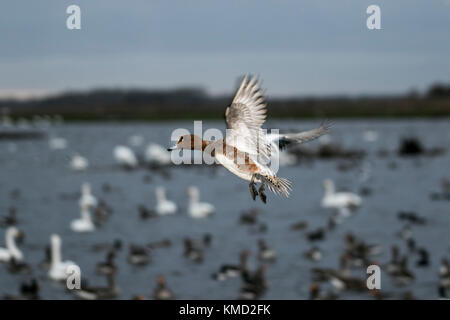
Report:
304,247,323,262
321,179,362,214
74,273,119,300
79,183,98,210
212,250,250,281
127,244,150,266
71,203,95,233
416,248,430,267
239,208,261,225
439,258,450,291
70,153,89,171
0,227,24,263
0,207,18,227
145,143,172,165
309,283,338,300
3,278,40,300
138,204,157,220
257,239,276,262
155,187,177,215
183,238,203,263
187,186,215,219
153,275,175,300
239,264,268,300
113,145,138,169
168,75,330,203
96,250,117,276
48,234,78,281
390,256,415,286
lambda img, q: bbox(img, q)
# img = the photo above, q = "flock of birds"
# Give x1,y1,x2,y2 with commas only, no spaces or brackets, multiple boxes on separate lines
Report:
1,104,450,300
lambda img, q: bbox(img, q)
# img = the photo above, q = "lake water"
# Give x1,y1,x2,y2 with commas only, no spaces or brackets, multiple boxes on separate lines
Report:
0,118,449,299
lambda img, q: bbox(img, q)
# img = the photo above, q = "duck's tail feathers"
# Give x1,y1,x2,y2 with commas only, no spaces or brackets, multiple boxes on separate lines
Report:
258,174,292,197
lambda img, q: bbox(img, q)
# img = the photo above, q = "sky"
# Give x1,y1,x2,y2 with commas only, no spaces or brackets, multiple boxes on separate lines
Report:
1,0,449,98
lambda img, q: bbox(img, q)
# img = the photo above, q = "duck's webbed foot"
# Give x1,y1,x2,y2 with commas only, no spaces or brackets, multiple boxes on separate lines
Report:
249,175,258,201
258,184,267,204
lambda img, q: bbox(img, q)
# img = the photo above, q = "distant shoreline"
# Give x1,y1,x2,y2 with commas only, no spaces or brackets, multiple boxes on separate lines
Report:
2,84,450,120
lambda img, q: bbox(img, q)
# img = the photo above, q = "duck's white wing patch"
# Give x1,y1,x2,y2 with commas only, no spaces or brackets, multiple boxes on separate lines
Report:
225,75,271,162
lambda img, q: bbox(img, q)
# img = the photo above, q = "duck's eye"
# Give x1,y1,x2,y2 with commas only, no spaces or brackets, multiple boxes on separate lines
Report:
178,137,183,143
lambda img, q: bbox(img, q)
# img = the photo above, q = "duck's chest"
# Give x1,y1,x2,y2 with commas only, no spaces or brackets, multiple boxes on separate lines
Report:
214,152,256,182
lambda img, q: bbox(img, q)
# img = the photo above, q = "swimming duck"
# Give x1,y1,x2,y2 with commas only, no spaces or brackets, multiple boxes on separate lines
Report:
93,200,113,226
212,250,250,281
309,283,338,300
183,238,203,263
257,239,276,262
321,179,362,212
0,207,18,228
0,227,24,263
96,250,117,276
304,246,323,262
48,234,79,281
239,208,261,225
113,145,138,169
138,204,157,220
148,239,172,250
155,187,177,215
187,186,215,219
71,203,95,233
416,248,430,267
168,75,329,203
390,256,415,286
439,258,450,289
153,275,175,300
3,278,40,300
70,153,89,171
239,264,268,300
74,273,119,300
386,245,401,275
127,244,150,266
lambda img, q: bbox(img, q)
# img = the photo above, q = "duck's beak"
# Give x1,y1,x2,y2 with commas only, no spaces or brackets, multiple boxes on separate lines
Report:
167,145,177,151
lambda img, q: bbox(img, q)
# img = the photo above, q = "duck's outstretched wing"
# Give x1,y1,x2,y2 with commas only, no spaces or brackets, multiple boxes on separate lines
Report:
225,75,271,162
267,120,332,150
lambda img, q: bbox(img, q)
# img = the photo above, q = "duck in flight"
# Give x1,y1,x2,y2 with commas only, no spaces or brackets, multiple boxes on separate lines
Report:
168,75,330,203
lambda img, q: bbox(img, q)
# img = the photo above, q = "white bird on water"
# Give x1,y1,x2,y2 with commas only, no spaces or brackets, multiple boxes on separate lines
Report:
155,187,177,215
79,183,98,209
145,143,172,165
70,153,89,171
321,179,362,217
48,234,78,281
0,227,24,263
187,186,215,219
71,203,95,233
113,145,138,169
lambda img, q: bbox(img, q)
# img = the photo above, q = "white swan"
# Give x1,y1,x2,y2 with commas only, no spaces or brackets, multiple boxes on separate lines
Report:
187,186,215,219
0,227,23,262
70,153,89,171
321,179,362,211
48,234,78,281
79,183,97,209
71,203,95,232
155,187,177,215
113,145,138,168
145,143,171,165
